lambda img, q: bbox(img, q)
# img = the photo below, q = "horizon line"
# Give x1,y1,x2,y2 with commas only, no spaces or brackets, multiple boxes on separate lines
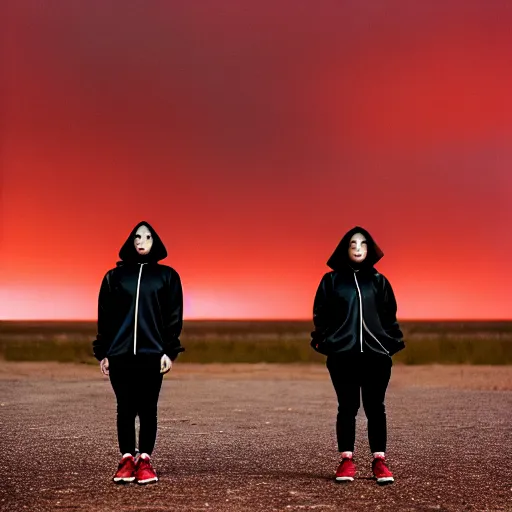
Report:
1,317,512,323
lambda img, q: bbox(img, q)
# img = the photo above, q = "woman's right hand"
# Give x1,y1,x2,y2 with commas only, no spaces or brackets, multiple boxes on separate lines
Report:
100,357,109,376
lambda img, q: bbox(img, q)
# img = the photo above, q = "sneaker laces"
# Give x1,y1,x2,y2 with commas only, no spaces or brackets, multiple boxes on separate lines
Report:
373,458,390,473
119,459,133,469
138,458,151,470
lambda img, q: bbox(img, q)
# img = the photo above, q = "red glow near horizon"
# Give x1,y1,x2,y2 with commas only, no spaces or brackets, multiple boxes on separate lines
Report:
1,1,512,320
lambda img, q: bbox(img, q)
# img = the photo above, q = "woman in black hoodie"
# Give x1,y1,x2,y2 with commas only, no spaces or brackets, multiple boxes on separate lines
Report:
93,221,184,485
311,227,405,485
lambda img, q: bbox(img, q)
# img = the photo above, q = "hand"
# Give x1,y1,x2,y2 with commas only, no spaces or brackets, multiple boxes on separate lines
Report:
100,358,109,376
160,354,172,374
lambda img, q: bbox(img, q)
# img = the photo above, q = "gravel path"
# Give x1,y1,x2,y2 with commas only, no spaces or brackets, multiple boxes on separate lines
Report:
1,363,511,512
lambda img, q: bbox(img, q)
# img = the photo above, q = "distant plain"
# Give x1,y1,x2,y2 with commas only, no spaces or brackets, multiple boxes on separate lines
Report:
1,320,511,365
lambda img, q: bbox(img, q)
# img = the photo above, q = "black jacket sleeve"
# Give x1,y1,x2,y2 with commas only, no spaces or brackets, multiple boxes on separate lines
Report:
310,273,332,353
162,269,184,361
92,272,113,361
378,275,404,351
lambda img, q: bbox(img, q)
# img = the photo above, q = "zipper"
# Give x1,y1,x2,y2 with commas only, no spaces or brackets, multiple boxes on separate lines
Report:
353,273,363,352
353,272,390,355
133,263,146,355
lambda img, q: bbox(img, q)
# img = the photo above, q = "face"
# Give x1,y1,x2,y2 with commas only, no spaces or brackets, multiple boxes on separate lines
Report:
348,233,368,263
133,225,153,255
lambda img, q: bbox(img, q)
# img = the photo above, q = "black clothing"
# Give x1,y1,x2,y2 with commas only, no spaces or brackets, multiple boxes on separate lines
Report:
109,355,163,456
311,226,405,357
93,221,184,361
118,221,168,263
326,226,384,270
327,352,392,453
312,226,403,455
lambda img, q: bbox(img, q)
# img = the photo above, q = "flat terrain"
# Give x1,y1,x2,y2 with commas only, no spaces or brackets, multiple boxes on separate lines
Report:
0,362,511,512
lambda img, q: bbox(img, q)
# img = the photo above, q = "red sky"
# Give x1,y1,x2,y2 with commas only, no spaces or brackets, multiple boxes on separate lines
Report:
1,1,512,320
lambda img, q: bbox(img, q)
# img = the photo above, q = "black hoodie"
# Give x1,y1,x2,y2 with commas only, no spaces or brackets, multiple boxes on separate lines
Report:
310,226,405,358
92,221,184,361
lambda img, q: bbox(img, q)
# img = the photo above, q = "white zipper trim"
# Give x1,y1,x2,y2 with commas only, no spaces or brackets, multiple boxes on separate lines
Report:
362,318,390,355
133,263,146,355
353,273,363,353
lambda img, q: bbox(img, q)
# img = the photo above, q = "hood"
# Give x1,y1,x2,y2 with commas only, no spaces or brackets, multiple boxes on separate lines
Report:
326,226,384,271
118,220,168,264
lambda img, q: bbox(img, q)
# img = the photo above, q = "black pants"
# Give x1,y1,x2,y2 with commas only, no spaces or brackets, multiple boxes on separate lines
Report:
327,351,392,454
109,355,164,456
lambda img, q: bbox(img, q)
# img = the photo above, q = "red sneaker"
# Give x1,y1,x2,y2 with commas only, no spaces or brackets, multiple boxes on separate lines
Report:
372,456,394,484
113,455,136,483
135,456,158,485
335,457,356,482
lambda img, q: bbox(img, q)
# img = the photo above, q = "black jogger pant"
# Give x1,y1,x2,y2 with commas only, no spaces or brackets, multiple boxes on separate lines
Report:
109,355,164,456
326,351,392,454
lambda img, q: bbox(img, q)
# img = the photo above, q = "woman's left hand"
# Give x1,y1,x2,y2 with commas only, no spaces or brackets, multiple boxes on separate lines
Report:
160,354,172,374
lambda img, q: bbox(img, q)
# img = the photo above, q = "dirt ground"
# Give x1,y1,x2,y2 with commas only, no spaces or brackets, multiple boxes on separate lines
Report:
1,362,511,512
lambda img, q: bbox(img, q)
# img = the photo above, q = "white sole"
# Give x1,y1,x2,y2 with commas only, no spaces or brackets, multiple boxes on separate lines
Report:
335,476,354,482
376,477,394,484
113,477,135,483
137,477,158,485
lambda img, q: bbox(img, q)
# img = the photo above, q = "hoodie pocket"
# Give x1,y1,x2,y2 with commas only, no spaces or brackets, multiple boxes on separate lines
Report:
310,339,332,356
362,319,390,355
